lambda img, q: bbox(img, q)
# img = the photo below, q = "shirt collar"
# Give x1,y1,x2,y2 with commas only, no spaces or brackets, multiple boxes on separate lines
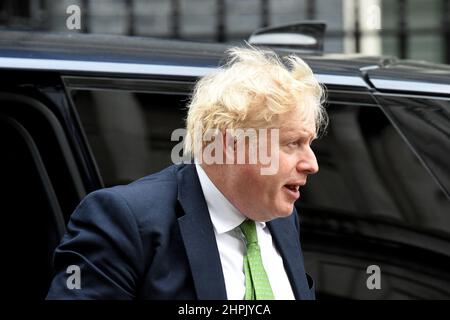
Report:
196,163,254,234
195,162,266,234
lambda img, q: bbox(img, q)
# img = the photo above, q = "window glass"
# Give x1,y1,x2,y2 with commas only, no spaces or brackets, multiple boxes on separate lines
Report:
377,95,450,198
71,89,187,186
299,104,450,236
72,89,450,237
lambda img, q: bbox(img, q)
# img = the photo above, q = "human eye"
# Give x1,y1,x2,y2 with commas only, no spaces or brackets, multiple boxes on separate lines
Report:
287,140,300,148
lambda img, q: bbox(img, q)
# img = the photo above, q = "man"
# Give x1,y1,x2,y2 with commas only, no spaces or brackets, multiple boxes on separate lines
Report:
47,46,327,300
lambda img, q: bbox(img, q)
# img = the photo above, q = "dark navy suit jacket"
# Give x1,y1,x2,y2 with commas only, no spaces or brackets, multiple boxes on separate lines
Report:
47,164,315,299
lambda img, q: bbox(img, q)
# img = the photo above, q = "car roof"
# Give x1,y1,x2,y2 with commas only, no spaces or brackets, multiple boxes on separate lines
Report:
0,31,449,95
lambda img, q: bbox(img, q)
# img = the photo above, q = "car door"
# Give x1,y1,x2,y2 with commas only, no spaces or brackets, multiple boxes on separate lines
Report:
298,86,450,299
0,72,88,298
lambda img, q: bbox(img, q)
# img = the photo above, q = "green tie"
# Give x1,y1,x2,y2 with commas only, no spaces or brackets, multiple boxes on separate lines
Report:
240,220,275,300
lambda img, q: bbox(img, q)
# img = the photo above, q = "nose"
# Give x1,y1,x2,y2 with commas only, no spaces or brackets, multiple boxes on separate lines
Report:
296,146,319,175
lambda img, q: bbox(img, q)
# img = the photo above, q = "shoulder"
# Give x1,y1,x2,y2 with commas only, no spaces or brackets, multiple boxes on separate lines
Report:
111,164,180,204
79,164,188,226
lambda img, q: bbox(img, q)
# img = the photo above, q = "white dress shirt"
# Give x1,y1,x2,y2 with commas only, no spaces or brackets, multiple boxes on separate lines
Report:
195,163,295,300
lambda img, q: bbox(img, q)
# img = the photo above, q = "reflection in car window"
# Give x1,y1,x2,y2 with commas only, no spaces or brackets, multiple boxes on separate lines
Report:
71,89,187,187
299,104,450,237
72,90,450,238
376,95,450,199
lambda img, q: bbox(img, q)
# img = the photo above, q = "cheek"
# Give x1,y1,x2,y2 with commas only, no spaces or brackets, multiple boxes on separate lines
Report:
262,176,283,200
239,166,265,190
239,165,286,202
245,167,275,196
280,151,302,172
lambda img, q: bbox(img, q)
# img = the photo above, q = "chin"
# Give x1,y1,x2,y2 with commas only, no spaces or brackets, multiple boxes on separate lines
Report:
275,203,295,217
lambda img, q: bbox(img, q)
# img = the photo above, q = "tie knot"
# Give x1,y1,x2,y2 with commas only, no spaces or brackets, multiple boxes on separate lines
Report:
240,220,258,245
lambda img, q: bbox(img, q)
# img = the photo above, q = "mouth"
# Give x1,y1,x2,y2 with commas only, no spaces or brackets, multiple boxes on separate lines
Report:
283,183,301,200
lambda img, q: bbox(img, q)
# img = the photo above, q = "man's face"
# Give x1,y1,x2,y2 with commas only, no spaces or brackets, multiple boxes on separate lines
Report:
230,108,319,222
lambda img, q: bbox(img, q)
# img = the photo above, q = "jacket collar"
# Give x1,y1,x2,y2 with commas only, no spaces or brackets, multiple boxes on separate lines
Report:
195,163,247,235
175,163,310,300
267,217,311,300
176,164,228,299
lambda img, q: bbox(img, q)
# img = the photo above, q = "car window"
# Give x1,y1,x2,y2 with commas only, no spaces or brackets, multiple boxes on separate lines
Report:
298,102,450,238
70,88,188,187
375,94,450,198
72,86,450,238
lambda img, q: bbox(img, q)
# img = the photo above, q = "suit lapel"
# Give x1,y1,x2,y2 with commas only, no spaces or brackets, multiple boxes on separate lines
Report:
176,164,228,300
268,217,311,300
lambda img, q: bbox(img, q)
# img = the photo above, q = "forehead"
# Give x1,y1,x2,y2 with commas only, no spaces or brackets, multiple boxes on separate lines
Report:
278,109,316,139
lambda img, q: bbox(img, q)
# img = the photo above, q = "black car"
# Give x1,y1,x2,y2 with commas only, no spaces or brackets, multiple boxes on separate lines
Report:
0,27,449,300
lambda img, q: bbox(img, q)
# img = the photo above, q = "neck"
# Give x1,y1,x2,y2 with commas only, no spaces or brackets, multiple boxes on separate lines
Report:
200,163,243,212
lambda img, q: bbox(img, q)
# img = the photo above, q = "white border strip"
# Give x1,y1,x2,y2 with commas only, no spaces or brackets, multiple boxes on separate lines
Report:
0,57,215,77
316,74,367,87
0,56,369,87
371,79,450,95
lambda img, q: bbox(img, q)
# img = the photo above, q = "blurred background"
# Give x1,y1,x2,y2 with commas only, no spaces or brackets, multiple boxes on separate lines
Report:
0,0,449,64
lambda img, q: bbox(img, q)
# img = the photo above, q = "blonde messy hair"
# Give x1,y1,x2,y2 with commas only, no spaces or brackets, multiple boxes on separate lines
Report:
184,45,327,156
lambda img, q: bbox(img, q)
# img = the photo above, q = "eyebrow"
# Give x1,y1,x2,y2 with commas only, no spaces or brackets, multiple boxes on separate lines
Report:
283,129,316,141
